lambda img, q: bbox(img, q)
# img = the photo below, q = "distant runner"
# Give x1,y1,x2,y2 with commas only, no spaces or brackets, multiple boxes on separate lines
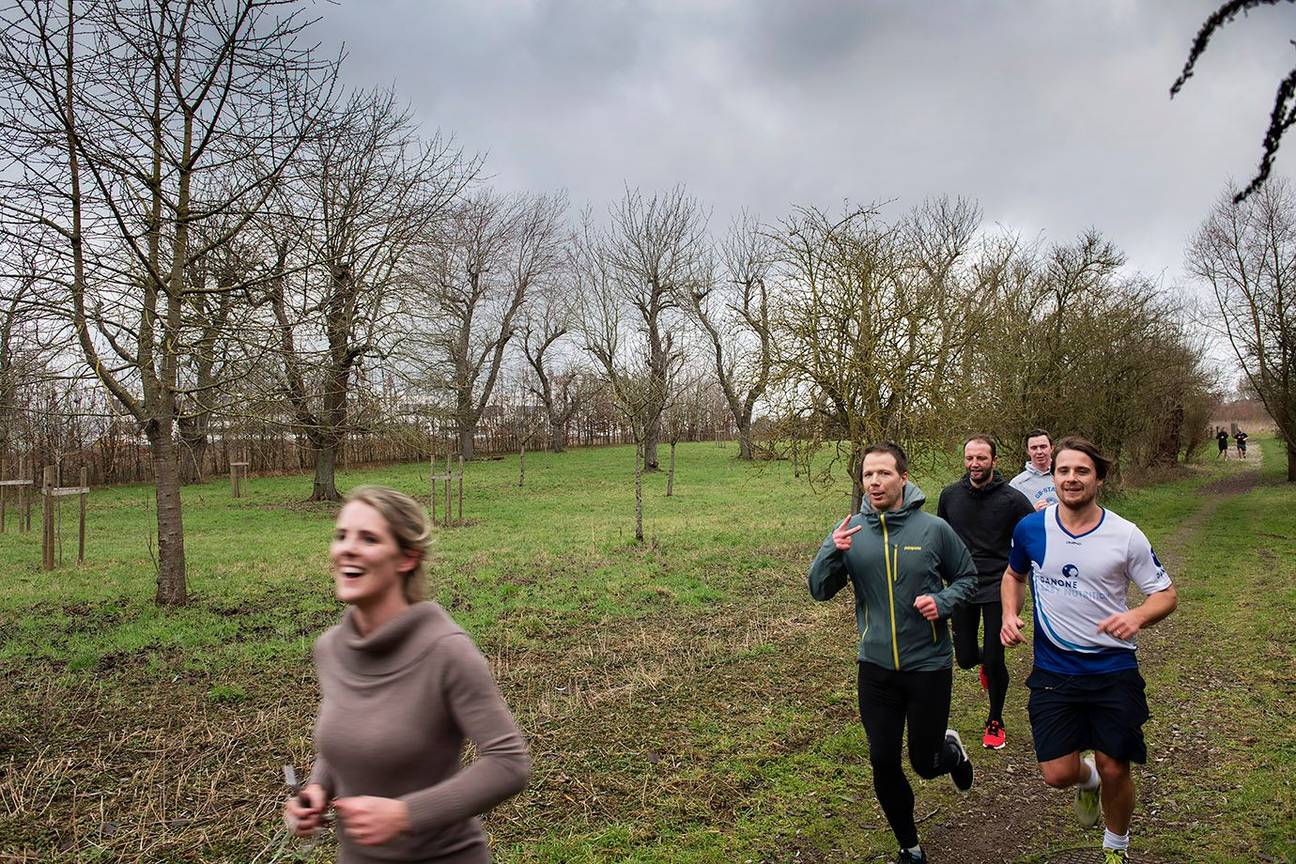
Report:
1001,437,1178,864
1234,428,1248,459
1216,428,1229,459
937,435,1033,750
1009,429,1058,511
810,442,977,864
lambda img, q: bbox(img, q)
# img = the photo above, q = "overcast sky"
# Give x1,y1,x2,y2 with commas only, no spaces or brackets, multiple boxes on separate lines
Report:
312,0,1294,298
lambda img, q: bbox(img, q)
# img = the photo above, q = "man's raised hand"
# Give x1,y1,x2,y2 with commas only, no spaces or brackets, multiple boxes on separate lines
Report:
832,515,862,550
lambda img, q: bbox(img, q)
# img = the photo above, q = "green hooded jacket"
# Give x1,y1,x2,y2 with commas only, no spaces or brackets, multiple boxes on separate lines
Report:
808,482,977,672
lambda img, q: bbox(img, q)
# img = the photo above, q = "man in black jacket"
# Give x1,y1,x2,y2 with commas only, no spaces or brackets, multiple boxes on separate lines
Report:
937,435,1034,750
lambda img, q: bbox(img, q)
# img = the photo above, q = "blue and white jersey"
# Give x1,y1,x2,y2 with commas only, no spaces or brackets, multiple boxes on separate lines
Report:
1008,506,1172,675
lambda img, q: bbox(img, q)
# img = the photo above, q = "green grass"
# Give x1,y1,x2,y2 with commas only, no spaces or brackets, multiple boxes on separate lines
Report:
1127,436,1295,863
0,439,1291,863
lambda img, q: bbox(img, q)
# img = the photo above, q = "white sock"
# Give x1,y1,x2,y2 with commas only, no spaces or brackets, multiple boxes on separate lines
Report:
1103,828,1130,851
904,845,923,859
1079,760,1100,790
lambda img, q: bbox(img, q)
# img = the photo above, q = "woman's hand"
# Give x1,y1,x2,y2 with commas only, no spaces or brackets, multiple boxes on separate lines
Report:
283,783,328,837
333,795,410,846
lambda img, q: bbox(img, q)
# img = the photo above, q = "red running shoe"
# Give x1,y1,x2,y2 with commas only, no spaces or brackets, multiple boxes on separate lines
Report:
983,720,1006,750
978,665,989,691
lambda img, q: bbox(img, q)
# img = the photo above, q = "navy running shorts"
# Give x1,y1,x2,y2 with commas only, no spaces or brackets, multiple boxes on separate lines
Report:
1026,666,1150,764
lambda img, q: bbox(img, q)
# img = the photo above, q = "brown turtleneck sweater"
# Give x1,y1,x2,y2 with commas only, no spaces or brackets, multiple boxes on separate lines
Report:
307,602,530,863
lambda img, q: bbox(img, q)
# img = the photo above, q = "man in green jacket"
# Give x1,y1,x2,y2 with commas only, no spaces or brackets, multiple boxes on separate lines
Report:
809,442,978,864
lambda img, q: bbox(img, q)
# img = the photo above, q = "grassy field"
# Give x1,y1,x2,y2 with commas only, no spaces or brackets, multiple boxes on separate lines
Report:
0,438,1291,863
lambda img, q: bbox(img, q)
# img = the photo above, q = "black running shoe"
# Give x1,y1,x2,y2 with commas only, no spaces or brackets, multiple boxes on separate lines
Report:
946,729,974,792
896,848,928,863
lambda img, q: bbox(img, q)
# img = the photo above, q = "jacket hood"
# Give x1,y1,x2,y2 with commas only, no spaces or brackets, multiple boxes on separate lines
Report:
1021,462,1051,478
860,481,926,522
960,468,1007,496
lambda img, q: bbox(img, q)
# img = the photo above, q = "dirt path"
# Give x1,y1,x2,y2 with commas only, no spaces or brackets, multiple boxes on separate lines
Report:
917,454,1268,864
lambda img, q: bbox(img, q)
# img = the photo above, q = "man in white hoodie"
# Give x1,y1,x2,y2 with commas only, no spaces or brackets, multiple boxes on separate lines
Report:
1010,429,1057,511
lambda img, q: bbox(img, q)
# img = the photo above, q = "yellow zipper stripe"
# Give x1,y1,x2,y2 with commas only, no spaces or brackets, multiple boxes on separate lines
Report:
881,514,900,670
893,545,903,665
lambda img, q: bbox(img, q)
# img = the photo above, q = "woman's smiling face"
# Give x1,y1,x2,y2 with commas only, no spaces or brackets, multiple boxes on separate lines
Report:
329,500,416,608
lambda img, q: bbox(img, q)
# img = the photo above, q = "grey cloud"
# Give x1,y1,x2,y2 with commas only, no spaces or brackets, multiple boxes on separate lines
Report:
310,0,1296,292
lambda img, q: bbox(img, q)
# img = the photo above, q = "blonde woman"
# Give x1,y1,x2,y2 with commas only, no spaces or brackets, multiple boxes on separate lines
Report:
285,486,529,863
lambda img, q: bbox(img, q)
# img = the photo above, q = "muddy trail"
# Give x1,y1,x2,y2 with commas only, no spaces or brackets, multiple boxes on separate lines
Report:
916,453,1269,864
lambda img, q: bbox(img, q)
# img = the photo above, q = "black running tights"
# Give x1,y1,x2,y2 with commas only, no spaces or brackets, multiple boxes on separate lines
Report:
857,661,959,849
952,600,1008,724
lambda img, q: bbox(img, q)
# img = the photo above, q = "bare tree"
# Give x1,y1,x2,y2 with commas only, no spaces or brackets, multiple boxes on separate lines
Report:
521,280,592,453
769,199,977,511
266,88,471,501
414,190,566,462
175,214,263,484
0,252,56,463
0,0,338,604
685,211,775,460
1188,179,1296,479
573,213,681,541
601,186,709,471
1171,0,1296,203
966,227,1217,475
661,368,712,496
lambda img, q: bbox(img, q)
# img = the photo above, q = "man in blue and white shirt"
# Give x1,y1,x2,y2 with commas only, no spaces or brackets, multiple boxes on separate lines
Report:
1000,437,1177,864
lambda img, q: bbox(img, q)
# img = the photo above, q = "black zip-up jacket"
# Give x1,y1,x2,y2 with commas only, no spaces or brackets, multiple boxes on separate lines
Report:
936,470,1034,604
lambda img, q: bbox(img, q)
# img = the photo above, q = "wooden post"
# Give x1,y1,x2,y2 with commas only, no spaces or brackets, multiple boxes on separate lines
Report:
20,456,30,533
230,461,249,498
444,453,451,527
457,455,463,522
78,467,87,564
429,451,436,524
0,458,6,534
667,441,676,497
42,465,55,571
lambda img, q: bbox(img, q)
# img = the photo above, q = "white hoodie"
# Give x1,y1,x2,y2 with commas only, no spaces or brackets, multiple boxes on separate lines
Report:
1009,462,1057,508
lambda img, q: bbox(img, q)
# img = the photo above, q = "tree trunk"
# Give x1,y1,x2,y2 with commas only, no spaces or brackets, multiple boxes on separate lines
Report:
311,438,340,502
737,415,753,461
459,423,476,462
177,414,209,484
1152,404,1184,466
518,442,525,487
642,413,660,472
147,428,187,606
548,411,567,453
849,447,863,514
1288,438,1295,482
666,442,676,497
634,440,644,543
